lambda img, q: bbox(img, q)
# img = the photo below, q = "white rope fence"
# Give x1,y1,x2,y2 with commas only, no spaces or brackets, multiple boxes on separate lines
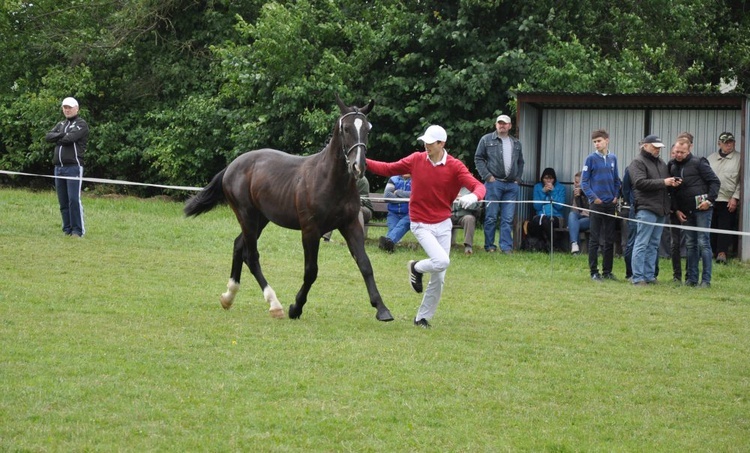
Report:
367,194,748,238
2,169,746,238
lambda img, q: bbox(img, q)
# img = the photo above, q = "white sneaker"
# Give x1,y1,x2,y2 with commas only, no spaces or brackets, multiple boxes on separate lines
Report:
571,242,580,254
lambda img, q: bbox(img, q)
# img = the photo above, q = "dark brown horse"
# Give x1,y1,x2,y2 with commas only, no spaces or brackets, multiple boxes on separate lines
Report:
184,95,393,322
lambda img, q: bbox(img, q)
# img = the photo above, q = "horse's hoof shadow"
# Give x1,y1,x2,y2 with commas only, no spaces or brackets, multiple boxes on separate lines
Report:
269,307,285,319
288,304,302,319
376,309,394,322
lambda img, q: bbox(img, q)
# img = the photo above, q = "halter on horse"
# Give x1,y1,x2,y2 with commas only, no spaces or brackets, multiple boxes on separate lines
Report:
184,95,393,322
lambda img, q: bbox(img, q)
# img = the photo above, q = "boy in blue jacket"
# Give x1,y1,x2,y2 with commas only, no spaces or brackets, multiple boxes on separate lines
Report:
581,129,621,281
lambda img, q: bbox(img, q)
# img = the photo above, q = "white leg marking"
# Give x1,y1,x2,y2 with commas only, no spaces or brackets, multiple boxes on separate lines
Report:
264,286,285,319
220,278,240,310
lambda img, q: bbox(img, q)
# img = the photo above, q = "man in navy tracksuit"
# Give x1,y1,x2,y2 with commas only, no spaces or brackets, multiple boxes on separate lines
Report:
46,97,89,237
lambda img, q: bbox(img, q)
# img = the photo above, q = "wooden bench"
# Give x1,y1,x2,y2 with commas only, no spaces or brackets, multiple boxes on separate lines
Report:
554,227,589,253
364,192,464,245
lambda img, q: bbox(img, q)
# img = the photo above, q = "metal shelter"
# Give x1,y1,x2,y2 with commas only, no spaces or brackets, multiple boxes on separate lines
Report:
514,92,748,260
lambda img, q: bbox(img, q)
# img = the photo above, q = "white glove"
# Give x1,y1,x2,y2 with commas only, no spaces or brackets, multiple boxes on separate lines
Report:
458,193,478,209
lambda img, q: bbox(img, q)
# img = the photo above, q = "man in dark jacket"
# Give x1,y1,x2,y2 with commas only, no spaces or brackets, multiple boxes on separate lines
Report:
628,135,681,286
45,97,89,237
669,136,721,287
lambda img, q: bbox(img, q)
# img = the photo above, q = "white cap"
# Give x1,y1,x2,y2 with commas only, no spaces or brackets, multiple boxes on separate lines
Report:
640,134,665,148
62,97,79,108
496,114,512,123
417,125,447,144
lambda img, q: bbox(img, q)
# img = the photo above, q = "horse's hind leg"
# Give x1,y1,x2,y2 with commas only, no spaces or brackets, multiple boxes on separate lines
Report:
241,220,284,318
219,234,244,310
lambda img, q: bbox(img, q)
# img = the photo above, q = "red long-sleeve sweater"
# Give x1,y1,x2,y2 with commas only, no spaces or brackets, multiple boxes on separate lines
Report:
366,151,485,224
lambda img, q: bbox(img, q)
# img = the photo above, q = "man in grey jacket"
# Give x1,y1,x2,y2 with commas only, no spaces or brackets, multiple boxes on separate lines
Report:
628,135,682,286
474,114,524,253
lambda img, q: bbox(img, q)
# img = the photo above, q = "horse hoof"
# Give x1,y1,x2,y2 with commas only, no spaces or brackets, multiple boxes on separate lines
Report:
220,297,233,310
288,304,302,319
376,309,394,322
269,307,285,319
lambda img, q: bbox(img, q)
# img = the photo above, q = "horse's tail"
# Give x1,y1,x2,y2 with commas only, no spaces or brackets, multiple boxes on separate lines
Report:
184,168,227,217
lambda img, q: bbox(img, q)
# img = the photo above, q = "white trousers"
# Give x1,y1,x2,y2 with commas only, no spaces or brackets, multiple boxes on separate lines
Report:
411,218,452,321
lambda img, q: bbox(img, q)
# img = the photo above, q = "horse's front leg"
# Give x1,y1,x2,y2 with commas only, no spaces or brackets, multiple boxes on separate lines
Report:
341,221,394,322
288,231,320,319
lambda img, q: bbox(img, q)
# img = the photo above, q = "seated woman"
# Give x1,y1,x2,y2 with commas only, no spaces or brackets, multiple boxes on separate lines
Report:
528,167,566,248
567,171,590,254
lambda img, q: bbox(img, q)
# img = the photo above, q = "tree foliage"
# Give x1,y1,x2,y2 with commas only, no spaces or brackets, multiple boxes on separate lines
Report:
1,0,748,193
514,0,748,93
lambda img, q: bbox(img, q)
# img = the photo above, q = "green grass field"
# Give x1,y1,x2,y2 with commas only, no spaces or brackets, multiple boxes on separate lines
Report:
1,188,749,451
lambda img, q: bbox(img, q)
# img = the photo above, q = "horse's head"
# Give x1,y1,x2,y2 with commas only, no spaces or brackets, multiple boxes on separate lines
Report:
335,94,374,179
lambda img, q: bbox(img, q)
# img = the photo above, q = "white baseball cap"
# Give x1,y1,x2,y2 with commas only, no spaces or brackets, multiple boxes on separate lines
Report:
417,125,447,144
640,134,665,148
496,114,512,123
62,97,79,108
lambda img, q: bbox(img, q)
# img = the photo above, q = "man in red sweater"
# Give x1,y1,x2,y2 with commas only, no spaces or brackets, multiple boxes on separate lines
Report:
366,125,485,328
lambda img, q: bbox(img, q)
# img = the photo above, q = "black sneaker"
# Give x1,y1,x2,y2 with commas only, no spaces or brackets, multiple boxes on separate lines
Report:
407,260,423,293
379,236,395,253
414,318,431,328
591,273,603,282
602,273,617,281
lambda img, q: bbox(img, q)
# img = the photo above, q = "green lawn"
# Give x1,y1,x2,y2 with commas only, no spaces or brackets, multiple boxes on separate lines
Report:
1,188,748,451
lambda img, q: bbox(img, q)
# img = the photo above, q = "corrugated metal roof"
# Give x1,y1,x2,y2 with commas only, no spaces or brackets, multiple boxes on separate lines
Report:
515,92,748,110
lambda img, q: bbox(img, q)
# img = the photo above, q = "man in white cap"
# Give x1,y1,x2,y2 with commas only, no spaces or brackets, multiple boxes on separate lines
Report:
707,132,741,264
366,125,485,328
474,114,524,253
628,134,681,285
45,97,89,237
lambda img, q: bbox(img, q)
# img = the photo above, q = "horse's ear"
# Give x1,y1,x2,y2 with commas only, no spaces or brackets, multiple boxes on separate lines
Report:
361,99,375,115
335,93,348,112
